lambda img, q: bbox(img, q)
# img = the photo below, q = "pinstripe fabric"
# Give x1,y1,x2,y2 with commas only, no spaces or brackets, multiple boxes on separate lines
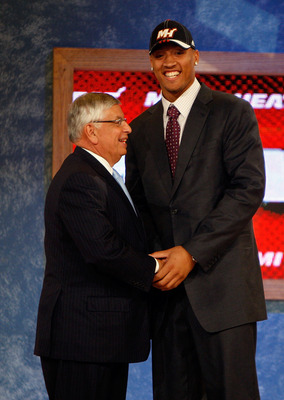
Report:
34,146,156,363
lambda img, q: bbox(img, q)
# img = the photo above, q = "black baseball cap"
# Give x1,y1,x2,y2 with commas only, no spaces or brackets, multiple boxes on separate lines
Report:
149,20,196,55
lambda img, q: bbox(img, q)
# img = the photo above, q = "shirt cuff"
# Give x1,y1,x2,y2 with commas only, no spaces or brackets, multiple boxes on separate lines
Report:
154,258,160,273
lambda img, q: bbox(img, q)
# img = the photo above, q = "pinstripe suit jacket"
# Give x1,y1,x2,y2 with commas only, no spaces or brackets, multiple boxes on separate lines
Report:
34,146,156,363
126,83,267,333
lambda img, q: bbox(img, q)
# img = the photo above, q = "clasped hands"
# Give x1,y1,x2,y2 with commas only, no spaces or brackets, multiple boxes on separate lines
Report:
151,245,196,291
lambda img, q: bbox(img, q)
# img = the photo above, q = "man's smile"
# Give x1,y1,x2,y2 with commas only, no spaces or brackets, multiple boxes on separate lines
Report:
164,71,181,78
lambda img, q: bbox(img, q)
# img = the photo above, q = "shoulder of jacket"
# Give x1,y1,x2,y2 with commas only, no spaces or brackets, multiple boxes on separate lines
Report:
131,101,162,125
200,83,247,105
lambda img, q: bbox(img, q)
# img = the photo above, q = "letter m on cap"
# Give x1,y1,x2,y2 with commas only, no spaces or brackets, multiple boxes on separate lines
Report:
157,28,177,39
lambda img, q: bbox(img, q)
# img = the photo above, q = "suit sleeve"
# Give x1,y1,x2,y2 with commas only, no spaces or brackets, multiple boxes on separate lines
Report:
58,172,156,291
185,99,265,270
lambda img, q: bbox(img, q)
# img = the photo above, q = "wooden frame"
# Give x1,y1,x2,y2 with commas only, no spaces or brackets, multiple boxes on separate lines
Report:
52,47,284,300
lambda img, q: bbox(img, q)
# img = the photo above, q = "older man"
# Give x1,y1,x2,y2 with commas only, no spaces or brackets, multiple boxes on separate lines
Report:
34,93,161,400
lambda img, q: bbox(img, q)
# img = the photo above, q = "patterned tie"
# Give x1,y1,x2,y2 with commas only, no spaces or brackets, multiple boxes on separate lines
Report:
166,105,180,177
112,169,137,214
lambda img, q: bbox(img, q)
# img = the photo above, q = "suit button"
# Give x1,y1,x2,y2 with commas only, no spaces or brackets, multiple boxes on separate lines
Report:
171,209,178,215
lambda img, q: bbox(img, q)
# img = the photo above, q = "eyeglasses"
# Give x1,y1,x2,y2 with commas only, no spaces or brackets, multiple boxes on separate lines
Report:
91,118,127,126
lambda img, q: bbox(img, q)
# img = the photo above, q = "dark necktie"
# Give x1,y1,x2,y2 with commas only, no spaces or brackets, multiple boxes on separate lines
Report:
166,105,180,177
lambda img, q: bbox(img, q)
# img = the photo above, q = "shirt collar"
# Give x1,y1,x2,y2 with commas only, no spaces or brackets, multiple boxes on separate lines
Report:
82,148,113,174
162,77,201,117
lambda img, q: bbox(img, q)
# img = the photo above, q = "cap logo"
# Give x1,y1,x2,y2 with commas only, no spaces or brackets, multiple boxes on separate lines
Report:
156,28,177,40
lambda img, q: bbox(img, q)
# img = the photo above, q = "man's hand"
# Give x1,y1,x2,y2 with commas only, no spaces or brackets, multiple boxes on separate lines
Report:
151,246,196,291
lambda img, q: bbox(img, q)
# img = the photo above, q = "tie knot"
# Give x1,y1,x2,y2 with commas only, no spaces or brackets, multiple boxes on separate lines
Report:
167,105,180,120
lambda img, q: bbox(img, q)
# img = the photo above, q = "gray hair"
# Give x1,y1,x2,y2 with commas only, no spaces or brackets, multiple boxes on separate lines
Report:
67,92,120,143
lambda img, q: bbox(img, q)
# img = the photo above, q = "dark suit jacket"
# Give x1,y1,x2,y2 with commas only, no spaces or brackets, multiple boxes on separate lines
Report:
126,83,267,333
34,147,156,363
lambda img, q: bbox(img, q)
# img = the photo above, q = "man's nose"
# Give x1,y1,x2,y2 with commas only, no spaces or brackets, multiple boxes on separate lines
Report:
164,53,176,66
123,121,132,134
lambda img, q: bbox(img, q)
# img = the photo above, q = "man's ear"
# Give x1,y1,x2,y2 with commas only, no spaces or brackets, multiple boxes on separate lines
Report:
194,49,199,65
85,123,98,144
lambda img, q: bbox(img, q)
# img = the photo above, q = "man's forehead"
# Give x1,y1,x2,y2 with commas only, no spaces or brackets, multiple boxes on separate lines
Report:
103,104,122,116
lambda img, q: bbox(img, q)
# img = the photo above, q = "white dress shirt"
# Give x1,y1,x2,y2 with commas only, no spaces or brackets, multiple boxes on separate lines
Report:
162,77,201,142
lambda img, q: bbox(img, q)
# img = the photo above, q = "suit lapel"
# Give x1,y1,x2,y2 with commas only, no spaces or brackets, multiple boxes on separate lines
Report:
172,84,212,196
145,102,173,197
74,147,145,240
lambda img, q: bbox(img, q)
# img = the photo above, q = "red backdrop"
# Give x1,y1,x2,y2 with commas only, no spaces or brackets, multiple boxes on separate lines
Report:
74,71,284,279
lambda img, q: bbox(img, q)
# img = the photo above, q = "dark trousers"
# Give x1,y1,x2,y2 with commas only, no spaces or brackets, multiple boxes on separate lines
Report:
41,357,129,400
152,287,260,400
